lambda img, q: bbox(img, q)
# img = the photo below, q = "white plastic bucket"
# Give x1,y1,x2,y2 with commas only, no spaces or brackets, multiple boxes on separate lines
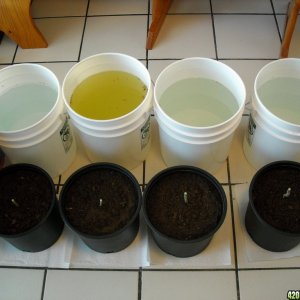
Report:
243,58,300,169
62,53,152,170
0,64,76,177
154,58,246,173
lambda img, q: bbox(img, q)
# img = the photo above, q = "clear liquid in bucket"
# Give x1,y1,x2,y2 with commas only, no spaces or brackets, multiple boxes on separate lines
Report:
159,78,239,127
0,83,57,131
258,77,300,125
70,71,147,120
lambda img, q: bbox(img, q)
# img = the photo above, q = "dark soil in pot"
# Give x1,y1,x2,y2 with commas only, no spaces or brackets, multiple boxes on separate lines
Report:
0,163,64,252
0,168,52,235
60,163,142,253
62,168,138,236
251,166,300,234
146,171,223,240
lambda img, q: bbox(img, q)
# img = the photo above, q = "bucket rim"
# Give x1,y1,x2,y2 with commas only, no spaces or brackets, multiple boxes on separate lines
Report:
0,63,60,135
62,52,152,125
154,57,246,131
254,58,300,129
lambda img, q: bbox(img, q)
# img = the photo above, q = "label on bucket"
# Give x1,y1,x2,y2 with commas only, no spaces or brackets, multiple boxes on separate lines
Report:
246,114,256,146
60,116,74,153
141,115,151,150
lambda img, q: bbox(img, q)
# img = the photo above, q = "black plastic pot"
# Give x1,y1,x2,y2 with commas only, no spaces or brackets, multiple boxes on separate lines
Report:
143,166,227,258
245,161,300,252
59,163,142,253
0,164,64,252
0,148,4,170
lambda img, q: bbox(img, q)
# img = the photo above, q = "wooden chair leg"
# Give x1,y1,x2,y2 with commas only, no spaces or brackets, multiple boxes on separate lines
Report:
146,0,173,50
280,0,300,58
0,0,47,48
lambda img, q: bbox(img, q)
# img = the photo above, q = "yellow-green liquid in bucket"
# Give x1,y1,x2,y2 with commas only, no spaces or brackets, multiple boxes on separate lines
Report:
70,71,147,120
159,78,239,127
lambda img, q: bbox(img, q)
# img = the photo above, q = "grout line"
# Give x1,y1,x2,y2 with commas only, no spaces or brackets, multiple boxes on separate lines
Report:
0,266,47,270
147,58,182,62
270,0,284,43
221,182,248,186
239,267,300,271
77,0,90,61
11,59,151,64
138,267,143,300
147,12,282,17
1,265,300,271
165,12,212,16
142,268,236,272
142,160,146,192
55,184,60,195
55,175,62,194
226,158,241,300
218,57,279,60
209,0,218,59
46,267,139,271
0,266,46,270
11,45,18,64
217,58,277,61
206,12,282,16
40,269,47,300
146,58,277,61
33,15,88,20
83,13,149,18
9,60,81,64
228,182,249,186
30,12,287,20
30,12,288,19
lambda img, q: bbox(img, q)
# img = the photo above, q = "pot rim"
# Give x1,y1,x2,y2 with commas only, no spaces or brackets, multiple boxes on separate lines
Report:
142,165,227,244
0,163,56,238
59,162,142,239
249,160,300,238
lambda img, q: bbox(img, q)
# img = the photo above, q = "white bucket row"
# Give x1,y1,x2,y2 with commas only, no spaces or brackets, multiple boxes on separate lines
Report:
0,54,299,177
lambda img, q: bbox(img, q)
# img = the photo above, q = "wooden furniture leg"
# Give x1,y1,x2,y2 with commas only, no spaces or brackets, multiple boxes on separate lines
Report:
280,0,300,58
146,0,173,49
0,0,47,48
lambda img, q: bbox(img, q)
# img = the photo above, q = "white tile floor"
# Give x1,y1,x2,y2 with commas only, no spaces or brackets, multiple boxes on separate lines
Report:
0,0,300,299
